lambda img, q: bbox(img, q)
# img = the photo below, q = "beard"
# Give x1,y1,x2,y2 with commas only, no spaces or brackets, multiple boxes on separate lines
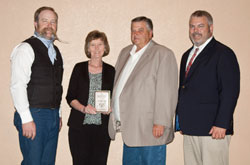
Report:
40,27,58,40
191,32,202,39
190,27,212,46
190,32,201,45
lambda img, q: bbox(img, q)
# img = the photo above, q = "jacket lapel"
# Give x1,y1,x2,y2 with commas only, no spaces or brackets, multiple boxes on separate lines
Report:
112,47,132,95
180,50,191,84
185,38,216,80
123,41,155,88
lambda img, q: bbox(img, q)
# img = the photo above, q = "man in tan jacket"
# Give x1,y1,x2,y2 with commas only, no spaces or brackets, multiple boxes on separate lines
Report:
108,16,178,165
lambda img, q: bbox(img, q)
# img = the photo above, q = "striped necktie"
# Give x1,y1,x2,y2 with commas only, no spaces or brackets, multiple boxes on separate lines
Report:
185,48,199,78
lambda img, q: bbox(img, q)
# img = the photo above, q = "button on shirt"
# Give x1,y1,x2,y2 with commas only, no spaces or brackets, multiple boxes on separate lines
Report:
113,41,151,121
186,36,213,70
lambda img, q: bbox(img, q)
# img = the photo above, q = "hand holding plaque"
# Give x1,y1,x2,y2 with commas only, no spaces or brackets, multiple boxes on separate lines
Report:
95,90,110,112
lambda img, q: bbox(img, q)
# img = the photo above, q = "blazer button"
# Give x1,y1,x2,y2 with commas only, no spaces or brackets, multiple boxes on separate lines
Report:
182,85,185,89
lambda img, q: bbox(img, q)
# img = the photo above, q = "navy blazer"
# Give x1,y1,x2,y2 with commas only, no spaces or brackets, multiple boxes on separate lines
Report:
66,61,115,129
176,38,240,136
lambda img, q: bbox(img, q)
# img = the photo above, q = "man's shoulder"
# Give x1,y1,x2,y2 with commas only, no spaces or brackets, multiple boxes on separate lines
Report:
11,42,34,56
183,47,193,56
153,42,173,51
120,44,133,53
12,36,34,49
22,36,46,50
150,40,175,58
15,42,33,50
213,39,235,54
10,41,35,63
23,36,38,44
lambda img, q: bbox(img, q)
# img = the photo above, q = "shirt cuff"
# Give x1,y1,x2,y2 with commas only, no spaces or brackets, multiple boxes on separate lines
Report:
19,110,33,124
59,108,62,118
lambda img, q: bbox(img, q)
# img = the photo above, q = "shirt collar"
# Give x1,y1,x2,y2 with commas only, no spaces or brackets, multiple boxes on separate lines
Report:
130,40,151,57
193,36,213,53
34,31,54,48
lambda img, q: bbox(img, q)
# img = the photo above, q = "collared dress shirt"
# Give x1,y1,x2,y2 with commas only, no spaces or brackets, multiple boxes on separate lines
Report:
113,41,151,121
10,36,61,124
185,37,213,70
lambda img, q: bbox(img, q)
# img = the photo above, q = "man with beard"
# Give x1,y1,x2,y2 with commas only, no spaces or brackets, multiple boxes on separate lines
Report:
175,10,240,165
10,6,63,165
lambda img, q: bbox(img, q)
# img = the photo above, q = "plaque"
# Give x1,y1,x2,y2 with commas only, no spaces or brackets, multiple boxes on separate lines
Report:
95,90,110,112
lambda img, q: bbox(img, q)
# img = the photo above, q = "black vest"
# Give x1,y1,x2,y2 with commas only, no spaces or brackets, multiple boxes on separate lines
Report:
24,37,63,109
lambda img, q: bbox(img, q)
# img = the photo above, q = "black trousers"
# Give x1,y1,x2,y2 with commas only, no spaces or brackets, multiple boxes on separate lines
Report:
68,124,111,165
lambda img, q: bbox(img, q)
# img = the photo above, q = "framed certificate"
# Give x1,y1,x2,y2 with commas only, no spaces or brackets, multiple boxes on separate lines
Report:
95,90,110,112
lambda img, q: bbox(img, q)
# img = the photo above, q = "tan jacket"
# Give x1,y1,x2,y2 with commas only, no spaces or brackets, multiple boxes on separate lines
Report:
108,40,178,147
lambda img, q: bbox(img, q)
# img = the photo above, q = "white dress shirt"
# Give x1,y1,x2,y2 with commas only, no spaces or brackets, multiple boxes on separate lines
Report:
113,41,151,121
186,36,213,70
10,41,61,124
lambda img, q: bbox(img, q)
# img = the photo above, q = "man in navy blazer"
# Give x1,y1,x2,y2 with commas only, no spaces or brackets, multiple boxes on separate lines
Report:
176,10,240,165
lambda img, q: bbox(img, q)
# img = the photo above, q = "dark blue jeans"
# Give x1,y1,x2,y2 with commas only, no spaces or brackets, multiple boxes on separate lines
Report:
123,143,166,165
14,108,60,165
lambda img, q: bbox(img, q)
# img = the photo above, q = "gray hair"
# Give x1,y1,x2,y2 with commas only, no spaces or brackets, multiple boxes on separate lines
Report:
190,10,213,26
131,16,154,37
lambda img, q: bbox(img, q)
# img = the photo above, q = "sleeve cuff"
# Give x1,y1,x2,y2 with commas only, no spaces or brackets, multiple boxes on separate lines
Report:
59,108,62,118
19,110,33,124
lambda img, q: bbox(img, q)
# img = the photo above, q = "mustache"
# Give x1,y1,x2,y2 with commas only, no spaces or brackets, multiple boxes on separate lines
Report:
41,27,56,35
40,28,60,41
192,32,202,37
37,27,67,43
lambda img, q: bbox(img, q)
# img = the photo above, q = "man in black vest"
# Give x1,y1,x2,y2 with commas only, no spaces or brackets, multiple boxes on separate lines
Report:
10,6,63,165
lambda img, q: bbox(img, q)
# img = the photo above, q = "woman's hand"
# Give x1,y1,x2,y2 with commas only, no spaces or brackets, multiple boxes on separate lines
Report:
84,104,97,114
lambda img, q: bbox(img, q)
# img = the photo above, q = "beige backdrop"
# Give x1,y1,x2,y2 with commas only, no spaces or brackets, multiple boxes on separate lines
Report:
1,0,249,164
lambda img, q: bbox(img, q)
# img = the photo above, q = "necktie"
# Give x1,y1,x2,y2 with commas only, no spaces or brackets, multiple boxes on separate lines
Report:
185,48,199,78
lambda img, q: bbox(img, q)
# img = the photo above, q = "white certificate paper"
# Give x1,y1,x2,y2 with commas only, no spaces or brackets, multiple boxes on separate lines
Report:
95,90,110,112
